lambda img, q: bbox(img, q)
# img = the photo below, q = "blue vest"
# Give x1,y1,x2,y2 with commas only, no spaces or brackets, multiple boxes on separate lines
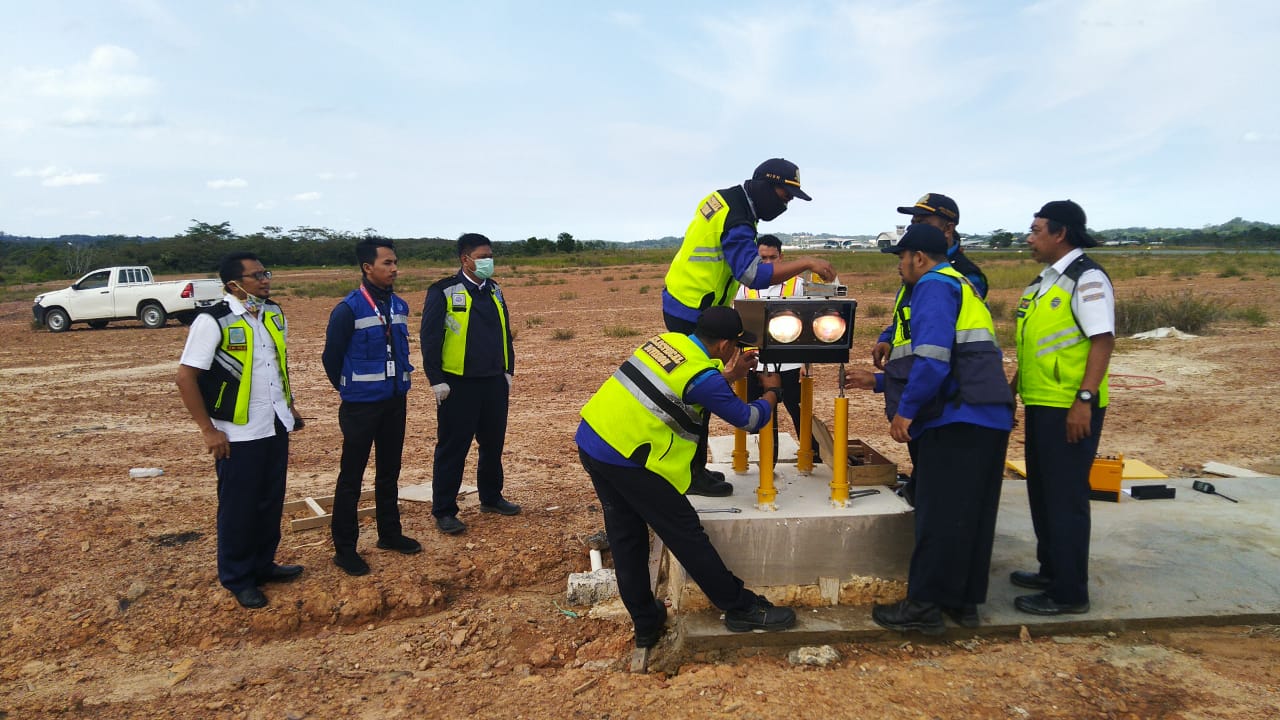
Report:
339,288,413,402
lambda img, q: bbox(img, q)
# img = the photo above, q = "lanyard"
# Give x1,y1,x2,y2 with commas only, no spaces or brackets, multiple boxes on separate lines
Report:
358,287,396,375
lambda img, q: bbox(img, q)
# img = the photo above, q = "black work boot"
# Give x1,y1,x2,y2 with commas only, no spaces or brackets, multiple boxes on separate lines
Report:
872,599,945,636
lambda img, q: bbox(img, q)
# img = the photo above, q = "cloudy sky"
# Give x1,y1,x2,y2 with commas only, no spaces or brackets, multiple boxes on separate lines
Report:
2,1,1276,242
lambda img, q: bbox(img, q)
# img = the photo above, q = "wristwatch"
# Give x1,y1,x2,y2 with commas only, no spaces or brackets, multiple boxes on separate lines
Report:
1075,389,1095,404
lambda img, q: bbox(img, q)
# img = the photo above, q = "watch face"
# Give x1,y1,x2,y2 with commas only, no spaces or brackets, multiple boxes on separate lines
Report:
1078,390,1094,402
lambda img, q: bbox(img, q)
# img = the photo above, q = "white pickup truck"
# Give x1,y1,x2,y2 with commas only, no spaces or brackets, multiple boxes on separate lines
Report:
33,266,224,332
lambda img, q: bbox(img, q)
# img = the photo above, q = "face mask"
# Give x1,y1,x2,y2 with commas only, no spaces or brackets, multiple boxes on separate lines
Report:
473,257,495,280
231,282,265,313
747,180,788,222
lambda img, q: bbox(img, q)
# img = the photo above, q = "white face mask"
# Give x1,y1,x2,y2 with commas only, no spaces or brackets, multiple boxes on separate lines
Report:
473,257,495,280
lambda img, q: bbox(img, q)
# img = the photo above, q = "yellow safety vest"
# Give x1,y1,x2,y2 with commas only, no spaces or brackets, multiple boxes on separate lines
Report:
742,276,799,299
580,333,722,493
1015,256,1110,408
664,187,756,312
440,280,511,376
200,302,290,425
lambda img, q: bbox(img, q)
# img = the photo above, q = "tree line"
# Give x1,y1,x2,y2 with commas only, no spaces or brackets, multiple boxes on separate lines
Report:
0,222,606,284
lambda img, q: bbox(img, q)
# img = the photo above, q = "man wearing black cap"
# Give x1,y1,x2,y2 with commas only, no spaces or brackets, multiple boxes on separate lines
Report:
1010,200,1115,617
662,158,836,496
844,224,1014,633
895,193,987,298
576,306,797,645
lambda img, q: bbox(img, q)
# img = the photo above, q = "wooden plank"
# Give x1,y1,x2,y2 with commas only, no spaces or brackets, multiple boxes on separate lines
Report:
287,490,382,532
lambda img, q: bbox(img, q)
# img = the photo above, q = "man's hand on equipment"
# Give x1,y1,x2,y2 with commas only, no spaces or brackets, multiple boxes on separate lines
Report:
758,371,782,391
871,341,891,370
807,258,836,282
202,427,231,460
723,347,758,383
432,382,451,407
843,368,876,391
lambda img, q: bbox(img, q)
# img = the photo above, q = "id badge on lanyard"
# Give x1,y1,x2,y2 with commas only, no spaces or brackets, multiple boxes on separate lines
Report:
359,286,396,378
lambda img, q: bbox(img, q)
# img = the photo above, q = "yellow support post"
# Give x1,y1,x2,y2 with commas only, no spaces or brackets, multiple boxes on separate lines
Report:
796,373,814,474
830,396,849,507
732,378,748,474
756,413,777,509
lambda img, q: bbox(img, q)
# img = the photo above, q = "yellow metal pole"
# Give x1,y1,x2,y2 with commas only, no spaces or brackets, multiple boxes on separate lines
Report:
797,372,814,474
831,395,849,507
732,378,748,474
756,412,777,509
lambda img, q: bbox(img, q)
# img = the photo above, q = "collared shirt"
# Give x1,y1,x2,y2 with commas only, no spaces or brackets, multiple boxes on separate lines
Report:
1037,248,1116,337
180,294,294,442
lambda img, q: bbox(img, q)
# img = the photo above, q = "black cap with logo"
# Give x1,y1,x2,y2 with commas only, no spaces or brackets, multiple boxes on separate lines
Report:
752,158,812,201
897,193,959,223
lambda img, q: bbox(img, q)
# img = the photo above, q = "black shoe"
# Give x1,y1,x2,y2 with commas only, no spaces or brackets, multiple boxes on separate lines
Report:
258,564,303,584
724,596,796,633
376,535,422,554
941,604,980,629
436,515,467,535
872,600,945,636
687,471,733,498
1014,593,1090,616
634,600,668,648
479,498,521,516
333,552,370,576
705,469,726,484
1010,570,1053,590
233,587,268,609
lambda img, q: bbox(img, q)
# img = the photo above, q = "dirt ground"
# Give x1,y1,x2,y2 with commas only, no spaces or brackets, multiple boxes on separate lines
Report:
2,259,1278,719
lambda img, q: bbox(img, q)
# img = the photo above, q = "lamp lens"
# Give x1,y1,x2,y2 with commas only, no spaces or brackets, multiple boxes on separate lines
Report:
767,311,804,343
812,312,847,343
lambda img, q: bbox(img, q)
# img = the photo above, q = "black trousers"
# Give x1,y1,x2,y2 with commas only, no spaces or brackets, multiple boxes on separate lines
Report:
215,420,289,592
1024,404,1106,605
331,395,407,554
433,374,509,518
579,449,755,634
907,423,1009,607
746,367,821,465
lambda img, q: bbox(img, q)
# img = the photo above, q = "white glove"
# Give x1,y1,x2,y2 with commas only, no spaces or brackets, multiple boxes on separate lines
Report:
431,383,450,406
505,373,513,390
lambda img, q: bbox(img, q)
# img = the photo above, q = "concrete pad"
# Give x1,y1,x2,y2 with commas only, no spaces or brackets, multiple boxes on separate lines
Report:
707,432,800,464
669,476,1280,655
681,461,913,586
399,483,476,503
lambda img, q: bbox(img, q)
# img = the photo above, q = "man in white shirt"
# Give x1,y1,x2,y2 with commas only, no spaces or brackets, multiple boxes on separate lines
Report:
1008,201,1115,617
176,252,305,609
734,235,821,465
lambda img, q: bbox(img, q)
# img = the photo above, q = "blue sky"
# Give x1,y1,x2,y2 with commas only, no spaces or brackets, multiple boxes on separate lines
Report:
3,1,1277,242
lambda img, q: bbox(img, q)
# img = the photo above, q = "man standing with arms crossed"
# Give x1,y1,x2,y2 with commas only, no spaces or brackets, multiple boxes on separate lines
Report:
662,158,836,495
323,238,420,576
421,233,520,535
1010,200,1115,616
176,252,304,609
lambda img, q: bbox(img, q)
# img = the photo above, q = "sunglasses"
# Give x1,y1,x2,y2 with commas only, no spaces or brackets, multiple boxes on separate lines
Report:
241,271,272,281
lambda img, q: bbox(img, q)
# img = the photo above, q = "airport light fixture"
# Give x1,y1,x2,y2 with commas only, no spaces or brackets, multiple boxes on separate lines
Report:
735,296,858,364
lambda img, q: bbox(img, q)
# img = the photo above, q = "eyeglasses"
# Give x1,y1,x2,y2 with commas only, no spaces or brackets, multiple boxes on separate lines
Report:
241,271,272,281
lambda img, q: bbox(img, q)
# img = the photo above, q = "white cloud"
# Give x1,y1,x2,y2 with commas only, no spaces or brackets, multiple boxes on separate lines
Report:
293,191,322,202
317,171,357,181
207,178,249,189
43,171,104,187
14,45,155,100
254,200,277,210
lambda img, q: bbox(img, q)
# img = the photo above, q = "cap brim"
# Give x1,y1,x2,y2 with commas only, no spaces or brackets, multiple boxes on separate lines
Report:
737,329,759,346
785,184,812,201
897,205,930,216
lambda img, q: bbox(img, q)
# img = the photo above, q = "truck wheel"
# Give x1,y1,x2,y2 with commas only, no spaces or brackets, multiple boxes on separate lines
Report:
140,303,168,329
45,308,71,333
88,320,109,329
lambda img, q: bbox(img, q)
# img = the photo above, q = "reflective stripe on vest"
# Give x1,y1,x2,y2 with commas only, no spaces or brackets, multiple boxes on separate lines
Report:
339,289,413,401
883,265,1009,422
580,333,723,493
742,276,799,299
1015,255,1110,408
440,281,510,376
664,189,757,311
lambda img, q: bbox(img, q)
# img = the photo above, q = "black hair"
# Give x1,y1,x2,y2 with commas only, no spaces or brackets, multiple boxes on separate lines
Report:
1045,219,1091,248
756,234,783,252
457,233,491,257
219,252,261,287
356,237,395,271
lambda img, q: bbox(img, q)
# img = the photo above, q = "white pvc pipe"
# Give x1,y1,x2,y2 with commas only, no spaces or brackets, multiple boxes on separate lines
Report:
589,549,603,572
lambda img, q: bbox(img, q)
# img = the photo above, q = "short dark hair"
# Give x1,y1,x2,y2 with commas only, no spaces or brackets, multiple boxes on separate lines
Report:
757,234,783,253
1044,219,1092,248
457,233,491,257
219,252,261,287
356,237,395,270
